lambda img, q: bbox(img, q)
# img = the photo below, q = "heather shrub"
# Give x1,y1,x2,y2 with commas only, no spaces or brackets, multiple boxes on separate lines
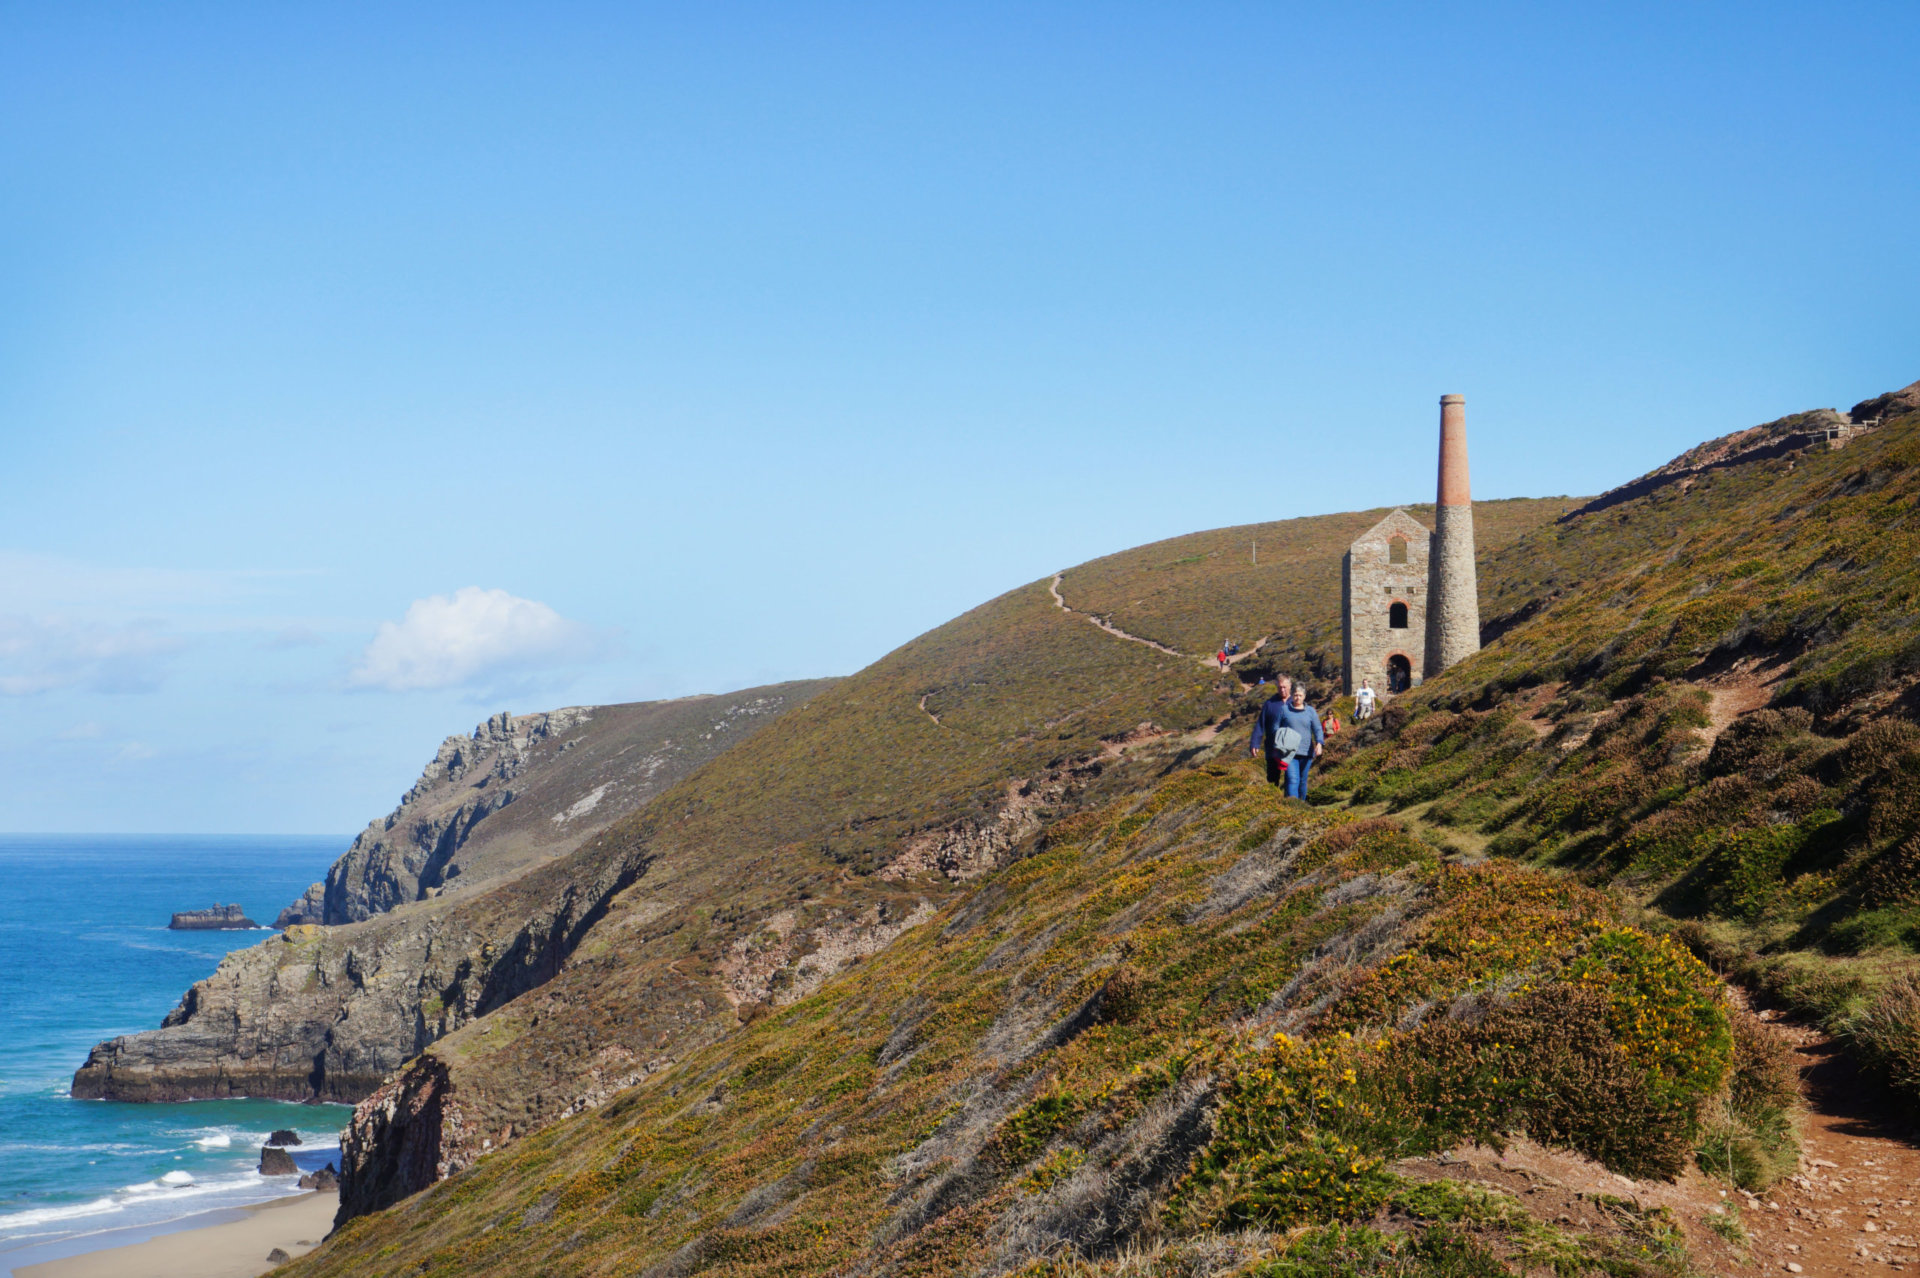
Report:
1850,974,1920,1106
988,1088,1086,1165
1250,1223,1509,1277
1860,836,1920,908
1694,1006,1798,1190
1561,928,1731,1110
1095,964,1149,1025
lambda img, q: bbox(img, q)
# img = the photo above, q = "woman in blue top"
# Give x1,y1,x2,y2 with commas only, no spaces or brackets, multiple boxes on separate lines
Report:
1249,681,1326,799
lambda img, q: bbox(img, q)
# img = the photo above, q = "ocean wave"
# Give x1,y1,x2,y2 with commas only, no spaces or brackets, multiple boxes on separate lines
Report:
0,1196,124,1231
0,1142,168,1155
0,1169,293,1241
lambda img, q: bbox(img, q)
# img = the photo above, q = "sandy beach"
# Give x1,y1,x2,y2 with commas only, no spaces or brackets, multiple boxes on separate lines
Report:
14,1191,335,1278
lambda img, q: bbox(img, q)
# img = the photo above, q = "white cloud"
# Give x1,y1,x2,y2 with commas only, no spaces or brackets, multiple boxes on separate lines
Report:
0,615,184,695
348,588,608,692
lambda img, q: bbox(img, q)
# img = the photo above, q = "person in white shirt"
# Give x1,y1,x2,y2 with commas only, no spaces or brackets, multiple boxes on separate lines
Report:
1355,681,1377,720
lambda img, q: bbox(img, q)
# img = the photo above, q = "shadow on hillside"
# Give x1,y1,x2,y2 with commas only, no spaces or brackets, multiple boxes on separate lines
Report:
1796,1032,1920,1146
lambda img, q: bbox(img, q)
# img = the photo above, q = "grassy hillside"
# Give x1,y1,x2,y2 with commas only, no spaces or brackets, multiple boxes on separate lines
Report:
1060,497,1574,680
300,761,1755,1277
1310,408,1920,1098
319,497,1580,1219
278,389,1920,1276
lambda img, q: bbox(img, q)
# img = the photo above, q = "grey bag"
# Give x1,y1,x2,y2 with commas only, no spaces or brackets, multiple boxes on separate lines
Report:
1270,725,1306,757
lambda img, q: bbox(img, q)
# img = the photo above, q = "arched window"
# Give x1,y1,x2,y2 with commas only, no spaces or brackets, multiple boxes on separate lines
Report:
1388,535,1408,565
1389,601,1408,629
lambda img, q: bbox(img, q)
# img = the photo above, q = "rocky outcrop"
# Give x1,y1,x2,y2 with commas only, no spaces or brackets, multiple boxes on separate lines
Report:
301,708,591,925
169,904,259,930
1850,377,1920,426
335,1056,465,1225
1559,378,1916,523
71,837,654,1102
259,1146,298,1175
298,1165,338,1191
274,884,326,929
278,686,834,927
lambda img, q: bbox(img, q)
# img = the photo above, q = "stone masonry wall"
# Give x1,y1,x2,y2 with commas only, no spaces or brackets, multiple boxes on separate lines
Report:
1342,508,1431,695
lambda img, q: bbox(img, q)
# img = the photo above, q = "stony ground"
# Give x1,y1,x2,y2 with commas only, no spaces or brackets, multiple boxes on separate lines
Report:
1739,1010,1920,1275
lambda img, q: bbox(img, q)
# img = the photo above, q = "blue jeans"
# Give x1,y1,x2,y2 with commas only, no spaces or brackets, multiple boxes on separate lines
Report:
1285,755,1312,800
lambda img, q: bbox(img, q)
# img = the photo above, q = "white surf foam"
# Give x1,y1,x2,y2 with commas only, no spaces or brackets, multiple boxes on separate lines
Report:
0,1169,293,1244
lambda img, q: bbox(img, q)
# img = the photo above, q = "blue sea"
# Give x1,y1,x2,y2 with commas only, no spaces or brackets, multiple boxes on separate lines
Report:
0,835,353,1272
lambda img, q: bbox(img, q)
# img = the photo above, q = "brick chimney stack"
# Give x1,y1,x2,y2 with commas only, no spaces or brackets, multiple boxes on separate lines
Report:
1423,394,1481,677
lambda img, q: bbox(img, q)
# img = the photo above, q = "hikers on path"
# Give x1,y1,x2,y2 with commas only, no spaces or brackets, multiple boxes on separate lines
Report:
1249,677,1326,799
1355,681,1377,720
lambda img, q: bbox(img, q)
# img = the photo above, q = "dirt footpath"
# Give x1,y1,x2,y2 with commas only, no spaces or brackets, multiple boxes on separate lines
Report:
1739,1016,1920,1274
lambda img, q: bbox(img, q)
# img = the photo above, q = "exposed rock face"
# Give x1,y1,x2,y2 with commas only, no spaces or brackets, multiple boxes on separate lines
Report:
336,1056,463,1225
298,1165,338,1191
169,904,260,930
71,837,655,1102
1850,377,1920,425
1559,379,1919,522
266,1128,301,1146
304,708,588,925
274,884,326,930
259,1145,298,1175
277,687,832,927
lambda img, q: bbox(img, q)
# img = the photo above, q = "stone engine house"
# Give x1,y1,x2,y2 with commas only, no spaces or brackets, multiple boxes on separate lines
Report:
1341,394,1481,696
1341,509,1433,695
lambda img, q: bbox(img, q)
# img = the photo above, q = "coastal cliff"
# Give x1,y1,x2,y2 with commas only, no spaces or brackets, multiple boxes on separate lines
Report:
72,840,651,1102
278,688,834,927
72,681,832,1104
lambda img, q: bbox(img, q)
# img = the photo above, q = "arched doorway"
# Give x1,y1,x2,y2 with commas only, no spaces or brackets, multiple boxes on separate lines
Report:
1389,601,1409,629
1386,654,1412,693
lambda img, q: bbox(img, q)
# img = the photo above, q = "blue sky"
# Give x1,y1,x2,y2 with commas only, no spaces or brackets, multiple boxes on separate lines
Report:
2,2,1916,833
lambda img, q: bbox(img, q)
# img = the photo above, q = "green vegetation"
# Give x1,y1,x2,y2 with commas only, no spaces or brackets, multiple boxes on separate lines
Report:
286,399,1920,1275
1313,410,1920,1120
292,765,1726,1277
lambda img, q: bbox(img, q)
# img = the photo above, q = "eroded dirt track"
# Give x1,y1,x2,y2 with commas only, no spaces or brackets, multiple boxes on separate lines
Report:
1737,1017,1920,1275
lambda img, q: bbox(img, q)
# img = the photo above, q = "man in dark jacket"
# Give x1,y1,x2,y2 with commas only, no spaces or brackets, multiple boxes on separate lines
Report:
1249,679,1325,798
1248,676,1291,785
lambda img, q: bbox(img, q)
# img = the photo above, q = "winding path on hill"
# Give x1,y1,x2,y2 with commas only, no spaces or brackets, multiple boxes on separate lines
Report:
1049,573,1186,657
1047,573,1271,682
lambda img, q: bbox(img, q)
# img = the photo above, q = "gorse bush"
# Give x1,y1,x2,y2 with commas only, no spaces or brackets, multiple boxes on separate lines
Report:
1371,984,1711,1179
1562,928,1731,1108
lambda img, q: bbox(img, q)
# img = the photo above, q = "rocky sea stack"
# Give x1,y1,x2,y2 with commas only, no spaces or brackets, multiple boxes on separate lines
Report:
166,904,259,930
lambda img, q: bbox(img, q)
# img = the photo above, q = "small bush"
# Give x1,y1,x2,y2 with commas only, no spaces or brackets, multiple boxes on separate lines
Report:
988,1088,1085,1165
1095,964,1149,1025
1850,974,1920,1106
1251,1223,1510,1277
